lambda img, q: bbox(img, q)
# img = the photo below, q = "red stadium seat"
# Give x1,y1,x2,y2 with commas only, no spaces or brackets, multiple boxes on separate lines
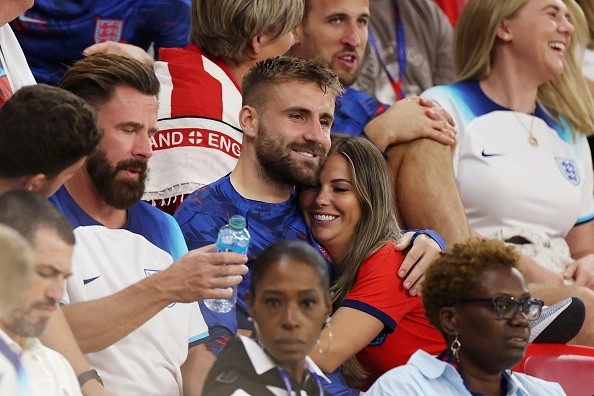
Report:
514,343,594,396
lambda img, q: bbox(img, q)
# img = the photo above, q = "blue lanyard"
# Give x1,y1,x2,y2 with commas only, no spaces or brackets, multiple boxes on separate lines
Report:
367,0,407,100
277,365,324,396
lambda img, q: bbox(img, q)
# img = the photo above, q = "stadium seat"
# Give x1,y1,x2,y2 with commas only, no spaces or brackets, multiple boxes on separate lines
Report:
514,343,594,396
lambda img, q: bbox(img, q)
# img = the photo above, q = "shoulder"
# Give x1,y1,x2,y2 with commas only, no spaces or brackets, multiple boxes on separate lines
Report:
174,178,236,224
131,201,178,228
204,337,275,396
367,243,404,263
368,351,460,395
508,372,566,395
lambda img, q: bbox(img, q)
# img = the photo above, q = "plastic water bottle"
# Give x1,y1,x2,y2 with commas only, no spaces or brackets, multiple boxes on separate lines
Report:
204,215,250,313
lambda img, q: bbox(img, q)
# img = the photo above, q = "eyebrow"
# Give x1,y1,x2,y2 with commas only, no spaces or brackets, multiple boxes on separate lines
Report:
330,178,353,184
284,107,335,122
36,264,73,279
116,121,143,129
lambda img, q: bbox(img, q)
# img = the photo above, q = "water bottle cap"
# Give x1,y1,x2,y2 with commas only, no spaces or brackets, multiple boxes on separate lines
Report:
228,215,246,230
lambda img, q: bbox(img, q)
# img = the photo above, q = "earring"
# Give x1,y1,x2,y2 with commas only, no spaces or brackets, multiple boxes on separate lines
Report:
450,334,461,363
317,317,333,354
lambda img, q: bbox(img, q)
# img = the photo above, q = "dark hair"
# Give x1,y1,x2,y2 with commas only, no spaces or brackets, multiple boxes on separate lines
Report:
422,238,520,335
60,54,160,109
250,240,330,298
0,84,101,179
0,190,75,246
242,56,343,111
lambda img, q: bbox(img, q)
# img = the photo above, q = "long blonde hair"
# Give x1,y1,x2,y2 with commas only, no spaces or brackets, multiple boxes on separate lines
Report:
575,0,594,49
455,0,594,136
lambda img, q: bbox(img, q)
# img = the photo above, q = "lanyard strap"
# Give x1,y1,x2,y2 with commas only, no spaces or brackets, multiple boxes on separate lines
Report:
367,0,407,100
277,365,324,396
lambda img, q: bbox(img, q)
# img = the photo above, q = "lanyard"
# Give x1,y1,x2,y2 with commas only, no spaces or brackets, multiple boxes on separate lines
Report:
367,0,407,100
277,365,324,396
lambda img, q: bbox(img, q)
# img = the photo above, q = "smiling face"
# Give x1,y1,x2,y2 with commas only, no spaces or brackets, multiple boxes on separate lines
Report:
299,153,362,264
293,0,370,86
253,80,334,188
247,257,331,380
1,226,72,341
453,267,531,375
87,85,158,209
502,0,574,83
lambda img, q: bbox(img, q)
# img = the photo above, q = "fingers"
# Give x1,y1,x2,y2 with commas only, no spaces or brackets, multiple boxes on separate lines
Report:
82,41,111,57
425,125,456,146
563,263,577,280
397,235,440,296
425,107,455,127
394,231,415,251
186,248,249,267
418,97,434,108
200,286,235,300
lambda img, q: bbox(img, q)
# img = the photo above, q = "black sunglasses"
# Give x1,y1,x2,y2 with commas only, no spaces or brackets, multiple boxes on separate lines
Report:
458,296,544,321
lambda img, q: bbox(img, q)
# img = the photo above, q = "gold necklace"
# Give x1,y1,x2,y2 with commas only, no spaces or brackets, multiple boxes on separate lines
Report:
485,83,539,147
510,110,538,147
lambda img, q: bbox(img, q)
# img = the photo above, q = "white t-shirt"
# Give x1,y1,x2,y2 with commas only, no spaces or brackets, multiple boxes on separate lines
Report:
0,329,80,396
52,188,208,395
423,80,594,241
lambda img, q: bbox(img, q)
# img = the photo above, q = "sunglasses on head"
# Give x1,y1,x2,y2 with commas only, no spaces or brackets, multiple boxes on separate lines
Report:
458,296,544,321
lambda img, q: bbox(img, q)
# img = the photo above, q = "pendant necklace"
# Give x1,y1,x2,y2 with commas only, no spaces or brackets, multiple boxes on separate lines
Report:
489,86,539,148
511,110,538,147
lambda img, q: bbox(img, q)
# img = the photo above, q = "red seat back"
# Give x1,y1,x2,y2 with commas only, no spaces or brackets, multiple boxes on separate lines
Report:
514,344,594,396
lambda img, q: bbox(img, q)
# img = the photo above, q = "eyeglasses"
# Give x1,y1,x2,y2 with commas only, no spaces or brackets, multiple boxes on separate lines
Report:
458,296,544,321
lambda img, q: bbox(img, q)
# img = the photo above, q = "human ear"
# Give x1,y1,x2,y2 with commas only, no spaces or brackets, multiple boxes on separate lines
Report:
293,24,303,46
23,173,48,193
496,20,513,41
239,106,258,139
439,306,459,337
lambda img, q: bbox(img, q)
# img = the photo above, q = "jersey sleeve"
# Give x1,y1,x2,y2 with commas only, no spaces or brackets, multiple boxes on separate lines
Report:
421,85,470,177
341,245,407,333
188,302,210,348
574,133,594,225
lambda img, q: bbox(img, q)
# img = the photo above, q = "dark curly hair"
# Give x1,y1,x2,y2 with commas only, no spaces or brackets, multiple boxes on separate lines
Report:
422,238,520,336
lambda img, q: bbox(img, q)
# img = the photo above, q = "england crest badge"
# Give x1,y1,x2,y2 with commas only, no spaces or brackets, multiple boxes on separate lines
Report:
555,157,580,186
94,19,124,43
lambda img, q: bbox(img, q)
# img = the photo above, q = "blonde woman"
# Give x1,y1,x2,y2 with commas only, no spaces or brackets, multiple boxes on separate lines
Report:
423,0,594,345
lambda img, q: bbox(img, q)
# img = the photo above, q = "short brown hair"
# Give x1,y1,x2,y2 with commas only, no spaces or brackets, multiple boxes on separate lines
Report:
422,238,520,334
59,54,159,109
242,56,343,111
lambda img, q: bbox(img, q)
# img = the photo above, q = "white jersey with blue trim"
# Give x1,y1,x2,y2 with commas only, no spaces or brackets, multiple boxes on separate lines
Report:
51,186,208,395
423,80,594,240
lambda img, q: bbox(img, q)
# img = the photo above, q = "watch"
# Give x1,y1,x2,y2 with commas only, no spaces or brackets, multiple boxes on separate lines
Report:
77,369,103,388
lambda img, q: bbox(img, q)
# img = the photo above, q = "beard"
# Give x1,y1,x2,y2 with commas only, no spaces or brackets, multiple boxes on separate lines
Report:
4,299,56,338
86,149,148,209
255,122,325,187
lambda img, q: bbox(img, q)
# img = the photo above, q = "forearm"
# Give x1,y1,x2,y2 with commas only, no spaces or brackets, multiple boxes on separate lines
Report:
63,276,170,353
182,344,216,396
40,309,112,395
309,308,382,373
